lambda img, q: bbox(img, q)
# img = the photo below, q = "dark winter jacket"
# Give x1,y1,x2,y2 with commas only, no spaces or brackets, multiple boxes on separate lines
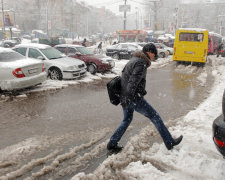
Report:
217,43,223,51
98,42,102,49
120,51,151,107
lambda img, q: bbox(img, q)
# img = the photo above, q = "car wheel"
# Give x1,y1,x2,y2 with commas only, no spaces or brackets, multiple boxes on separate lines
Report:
112,53,119,60
49,68,63,80
159,52,165,58
87,64,97,74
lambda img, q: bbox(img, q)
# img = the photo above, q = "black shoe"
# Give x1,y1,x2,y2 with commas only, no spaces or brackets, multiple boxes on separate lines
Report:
173,135,183,147
167,135,183,150
107,144,123,154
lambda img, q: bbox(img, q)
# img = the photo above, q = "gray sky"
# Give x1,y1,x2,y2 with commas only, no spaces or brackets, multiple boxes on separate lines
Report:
79,0,221,15
79,0,145,15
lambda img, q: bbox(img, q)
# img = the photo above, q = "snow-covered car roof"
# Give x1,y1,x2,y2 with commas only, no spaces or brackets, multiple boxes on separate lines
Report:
209,32,223,37
178,28,207,32
14,43,51,49
119,42,140,45
0,47,14,53
55,44,83,48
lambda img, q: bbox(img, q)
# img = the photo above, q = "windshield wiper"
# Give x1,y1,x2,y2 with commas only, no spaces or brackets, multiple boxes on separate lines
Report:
50,57,62,59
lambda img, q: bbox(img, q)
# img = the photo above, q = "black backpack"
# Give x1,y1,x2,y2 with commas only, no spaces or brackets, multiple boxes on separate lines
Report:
107,76,121,105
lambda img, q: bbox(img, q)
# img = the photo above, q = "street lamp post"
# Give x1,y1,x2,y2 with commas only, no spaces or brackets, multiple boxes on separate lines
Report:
1,0,5,33
46,0,49,37
135,7,138,29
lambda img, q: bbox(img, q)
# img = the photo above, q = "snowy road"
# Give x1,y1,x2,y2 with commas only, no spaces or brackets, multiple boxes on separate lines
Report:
0,56,223,180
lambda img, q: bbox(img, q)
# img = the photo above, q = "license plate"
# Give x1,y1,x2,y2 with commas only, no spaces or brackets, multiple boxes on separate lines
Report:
185,51,195,54
28,68,38,74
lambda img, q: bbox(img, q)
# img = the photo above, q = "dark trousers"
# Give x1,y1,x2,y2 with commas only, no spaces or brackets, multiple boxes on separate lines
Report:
108,98,174,150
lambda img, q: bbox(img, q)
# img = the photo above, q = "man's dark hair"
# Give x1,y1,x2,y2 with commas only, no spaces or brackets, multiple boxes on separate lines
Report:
142,43,158,59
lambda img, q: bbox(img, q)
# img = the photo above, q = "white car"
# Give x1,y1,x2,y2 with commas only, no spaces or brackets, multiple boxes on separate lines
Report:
0,48,46,91
155,43,173,55
13,43,87,80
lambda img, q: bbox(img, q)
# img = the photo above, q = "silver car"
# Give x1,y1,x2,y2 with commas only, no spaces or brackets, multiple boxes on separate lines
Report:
0,48,46,91
155,43,173,55
13,43,87,80
137,42,169,58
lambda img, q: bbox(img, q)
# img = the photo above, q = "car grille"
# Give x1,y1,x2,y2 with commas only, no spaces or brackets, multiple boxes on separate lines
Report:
78,64,85,68
73,71,86,77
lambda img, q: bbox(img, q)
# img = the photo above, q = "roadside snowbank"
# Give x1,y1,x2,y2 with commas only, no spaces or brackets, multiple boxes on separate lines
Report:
72,56,225,179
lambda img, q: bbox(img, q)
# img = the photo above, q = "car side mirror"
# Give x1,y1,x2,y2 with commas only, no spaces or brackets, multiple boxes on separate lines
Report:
37,56,45,60
68,53,75,56
75,52,82,56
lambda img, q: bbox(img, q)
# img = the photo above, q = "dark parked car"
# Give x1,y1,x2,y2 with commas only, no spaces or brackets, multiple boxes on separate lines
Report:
39,37,66,47
0,39,18,48
55,44,115,74
213,90,225,158
137,42,169,58
106,43,142,60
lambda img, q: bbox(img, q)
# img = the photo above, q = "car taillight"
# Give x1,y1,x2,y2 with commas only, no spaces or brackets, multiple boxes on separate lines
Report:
204,49,207,57
42,64,45,72
214,137,225,147
174,47,176,55
12,68,25,78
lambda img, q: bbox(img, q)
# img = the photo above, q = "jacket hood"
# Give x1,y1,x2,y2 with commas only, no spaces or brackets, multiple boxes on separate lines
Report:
133,51,151,67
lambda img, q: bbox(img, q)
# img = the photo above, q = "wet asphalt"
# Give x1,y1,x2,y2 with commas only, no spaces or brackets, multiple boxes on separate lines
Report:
0,61,214,178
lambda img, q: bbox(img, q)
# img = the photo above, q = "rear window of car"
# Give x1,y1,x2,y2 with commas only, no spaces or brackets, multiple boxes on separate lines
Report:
68,47,78,54
76,47,93,55
0,52,24,62
56,47,66,53
14,47,27,56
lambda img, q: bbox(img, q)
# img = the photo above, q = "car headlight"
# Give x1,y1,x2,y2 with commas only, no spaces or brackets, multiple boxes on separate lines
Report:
100,59,109,64
68,65,77,70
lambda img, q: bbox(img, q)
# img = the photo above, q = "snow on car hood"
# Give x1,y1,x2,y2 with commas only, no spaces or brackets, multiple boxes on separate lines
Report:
49,56,84,67
90,54,113,61
1,58,41,68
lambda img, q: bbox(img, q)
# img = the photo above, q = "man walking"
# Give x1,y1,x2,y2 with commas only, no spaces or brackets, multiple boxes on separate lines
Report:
97,41,103,54
217,43,223,57
107,43,183,153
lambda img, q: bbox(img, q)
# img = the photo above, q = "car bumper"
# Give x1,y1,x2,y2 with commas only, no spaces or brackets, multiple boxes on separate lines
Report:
98,61,115,72
0,72,47,91
63,68,87,79
213,114,225,158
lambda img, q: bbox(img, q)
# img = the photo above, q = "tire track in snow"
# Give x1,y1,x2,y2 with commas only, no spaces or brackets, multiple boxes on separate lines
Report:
0,129,111,180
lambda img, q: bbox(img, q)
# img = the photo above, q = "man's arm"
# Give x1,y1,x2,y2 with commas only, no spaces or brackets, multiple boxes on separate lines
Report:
126,62,147,98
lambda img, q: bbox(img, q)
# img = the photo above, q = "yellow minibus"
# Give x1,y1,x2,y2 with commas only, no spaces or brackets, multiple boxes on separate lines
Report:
173,28,208,63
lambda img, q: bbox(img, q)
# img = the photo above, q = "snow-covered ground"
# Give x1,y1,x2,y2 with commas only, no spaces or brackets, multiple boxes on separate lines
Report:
1,55,225,180
71,56,225,179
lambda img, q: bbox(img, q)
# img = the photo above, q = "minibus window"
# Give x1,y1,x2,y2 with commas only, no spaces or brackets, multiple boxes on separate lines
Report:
179,33,204,42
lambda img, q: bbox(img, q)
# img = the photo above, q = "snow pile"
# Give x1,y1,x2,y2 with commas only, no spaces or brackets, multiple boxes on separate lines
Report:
72,56,225,179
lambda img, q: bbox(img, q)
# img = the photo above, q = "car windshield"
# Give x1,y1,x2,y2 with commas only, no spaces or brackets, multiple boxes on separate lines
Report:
0,52,24,62
76,47,93,55
40,47,64,60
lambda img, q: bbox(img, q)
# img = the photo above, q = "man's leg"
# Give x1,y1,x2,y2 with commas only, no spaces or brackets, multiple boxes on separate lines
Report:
107,105,134,149
134,98,174,150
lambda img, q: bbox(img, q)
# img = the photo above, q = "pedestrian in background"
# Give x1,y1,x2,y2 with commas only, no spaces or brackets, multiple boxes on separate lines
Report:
97,42,102,54
107,43,183,153
217,43,223,57
82,38,87,47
